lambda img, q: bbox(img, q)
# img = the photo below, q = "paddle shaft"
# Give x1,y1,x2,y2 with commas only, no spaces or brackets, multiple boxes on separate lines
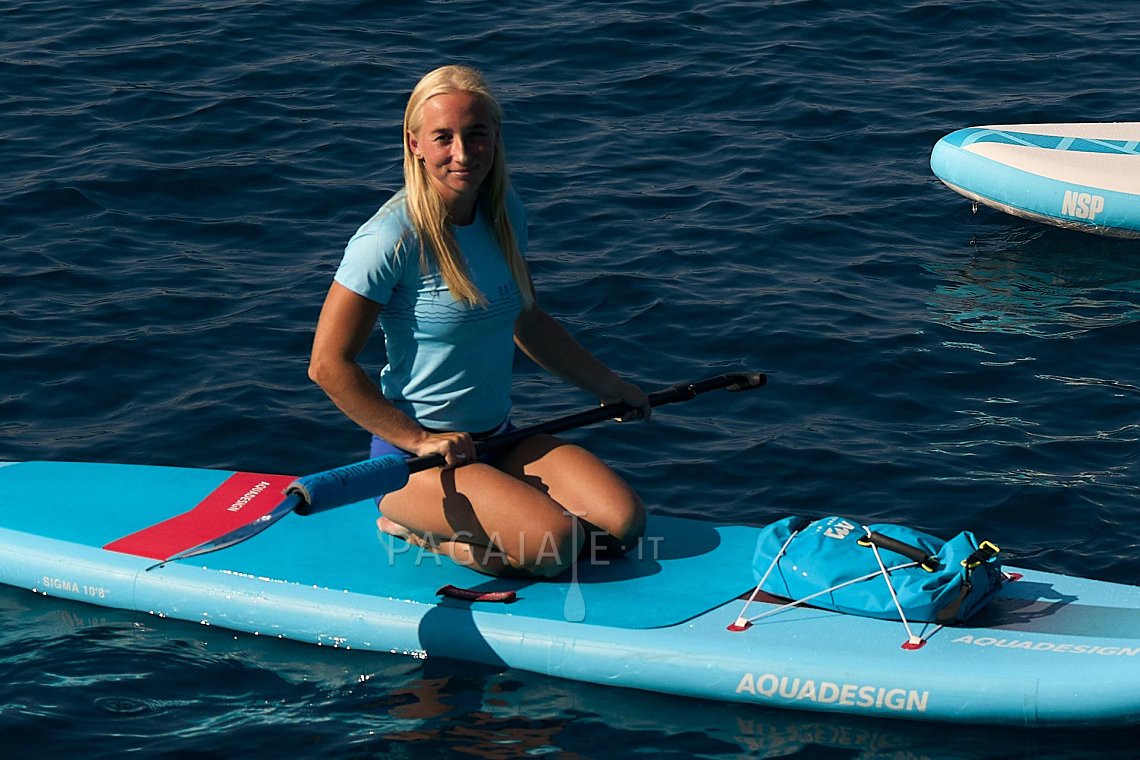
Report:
158,371,765,563
291,372,765,515
413,372,766,476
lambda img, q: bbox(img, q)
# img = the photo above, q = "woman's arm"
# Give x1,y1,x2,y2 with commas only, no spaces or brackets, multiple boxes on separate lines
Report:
308,282,475,464
514,303,651,419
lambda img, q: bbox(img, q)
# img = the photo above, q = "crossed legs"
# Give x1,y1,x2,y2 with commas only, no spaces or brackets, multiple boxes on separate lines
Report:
376,434,646,578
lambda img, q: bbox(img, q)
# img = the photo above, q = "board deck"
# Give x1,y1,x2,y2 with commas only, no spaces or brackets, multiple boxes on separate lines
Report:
2,460,1138,726
930,122,1140,238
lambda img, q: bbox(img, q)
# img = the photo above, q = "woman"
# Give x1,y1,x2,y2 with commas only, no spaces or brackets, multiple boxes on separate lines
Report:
308,65,649,578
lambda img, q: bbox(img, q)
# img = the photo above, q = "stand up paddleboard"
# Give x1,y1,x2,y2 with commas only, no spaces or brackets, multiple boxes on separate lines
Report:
931,122,1140,238
2,455,1138,727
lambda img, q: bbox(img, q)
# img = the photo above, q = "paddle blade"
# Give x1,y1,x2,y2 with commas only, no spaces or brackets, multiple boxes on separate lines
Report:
288,453,410,515
149,493,303,569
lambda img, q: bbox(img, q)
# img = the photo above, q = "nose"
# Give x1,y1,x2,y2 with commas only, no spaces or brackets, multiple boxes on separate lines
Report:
452,137,468,165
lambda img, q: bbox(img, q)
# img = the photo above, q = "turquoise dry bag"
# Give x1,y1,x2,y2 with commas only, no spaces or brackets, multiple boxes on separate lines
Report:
751,515,1003,624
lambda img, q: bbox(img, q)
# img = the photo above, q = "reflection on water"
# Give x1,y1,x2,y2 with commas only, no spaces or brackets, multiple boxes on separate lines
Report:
914,221,1140,585
370,656,1138,760
926,223,1140,339
2,586,1135,759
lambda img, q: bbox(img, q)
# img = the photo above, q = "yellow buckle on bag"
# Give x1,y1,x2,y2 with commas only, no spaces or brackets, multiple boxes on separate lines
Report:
962,540,1000,569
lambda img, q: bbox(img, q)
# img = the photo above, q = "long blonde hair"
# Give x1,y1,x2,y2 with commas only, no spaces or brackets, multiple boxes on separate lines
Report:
403,65,534,308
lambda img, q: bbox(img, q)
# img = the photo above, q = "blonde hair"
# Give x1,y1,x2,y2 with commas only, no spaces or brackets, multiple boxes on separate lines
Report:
403,65,534,308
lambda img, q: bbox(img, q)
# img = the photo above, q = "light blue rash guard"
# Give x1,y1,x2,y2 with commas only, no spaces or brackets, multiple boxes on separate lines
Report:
333,188,526,433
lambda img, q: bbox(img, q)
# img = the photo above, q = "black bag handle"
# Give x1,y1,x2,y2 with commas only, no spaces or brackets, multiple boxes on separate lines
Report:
857,531,941,572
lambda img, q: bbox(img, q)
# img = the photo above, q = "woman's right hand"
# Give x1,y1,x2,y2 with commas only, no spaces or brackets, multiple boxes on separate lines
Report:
414,430,477,469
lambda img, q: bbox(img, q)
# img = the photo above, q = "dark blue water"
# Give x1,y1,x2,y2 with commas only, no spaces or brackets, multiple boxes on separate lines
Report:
3,0,1139,755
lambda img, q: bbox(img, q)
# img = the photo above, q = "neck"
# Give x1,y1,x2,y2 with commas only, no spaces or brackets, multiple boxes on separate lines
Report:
447,196,477,226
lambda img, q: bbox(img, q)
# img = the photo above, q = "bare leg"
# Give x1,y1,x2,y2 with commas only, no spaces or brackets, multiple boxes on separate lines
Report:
376,434,644,577
497,434,646,558
377,457,584,577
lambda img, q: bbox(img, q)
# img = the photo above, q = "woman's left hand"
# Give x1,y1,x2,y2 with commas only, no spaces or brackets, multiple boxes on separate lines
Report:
602,379,652,422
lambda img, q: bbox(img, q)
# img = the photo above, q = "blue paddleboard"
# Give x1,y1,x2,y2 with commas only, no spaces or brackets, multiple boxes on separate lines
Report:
1,460,1138,726
931,122,1140,238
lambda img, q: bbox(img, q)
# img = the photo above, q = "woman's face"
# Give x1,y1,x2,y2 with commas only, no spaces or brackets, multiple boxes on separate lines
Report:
408,91,496,220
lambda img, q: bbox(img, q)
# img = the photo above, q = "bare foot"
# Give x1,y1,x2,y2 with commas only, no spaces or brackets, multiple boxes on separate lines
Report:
377,516,435,552
377,515,410,537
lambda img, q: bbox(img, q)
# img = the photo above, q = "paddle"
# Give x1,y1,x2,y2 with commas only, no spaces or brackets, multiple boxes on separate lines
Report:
152,371,765,567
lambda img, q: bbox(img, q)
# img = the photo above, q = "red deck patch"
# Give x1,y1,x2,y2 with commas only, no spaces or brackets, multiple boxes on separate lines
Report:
104,471,295,560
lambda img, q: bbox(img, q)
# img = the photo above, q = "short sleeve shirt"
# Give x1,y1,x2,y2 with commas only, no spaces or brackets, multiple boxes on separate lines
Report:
333,189,527,432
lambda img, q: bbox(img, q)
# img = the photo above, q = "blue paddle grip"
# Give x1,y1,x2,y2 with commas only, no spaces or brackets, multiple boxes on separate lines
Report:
287,454,410,515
